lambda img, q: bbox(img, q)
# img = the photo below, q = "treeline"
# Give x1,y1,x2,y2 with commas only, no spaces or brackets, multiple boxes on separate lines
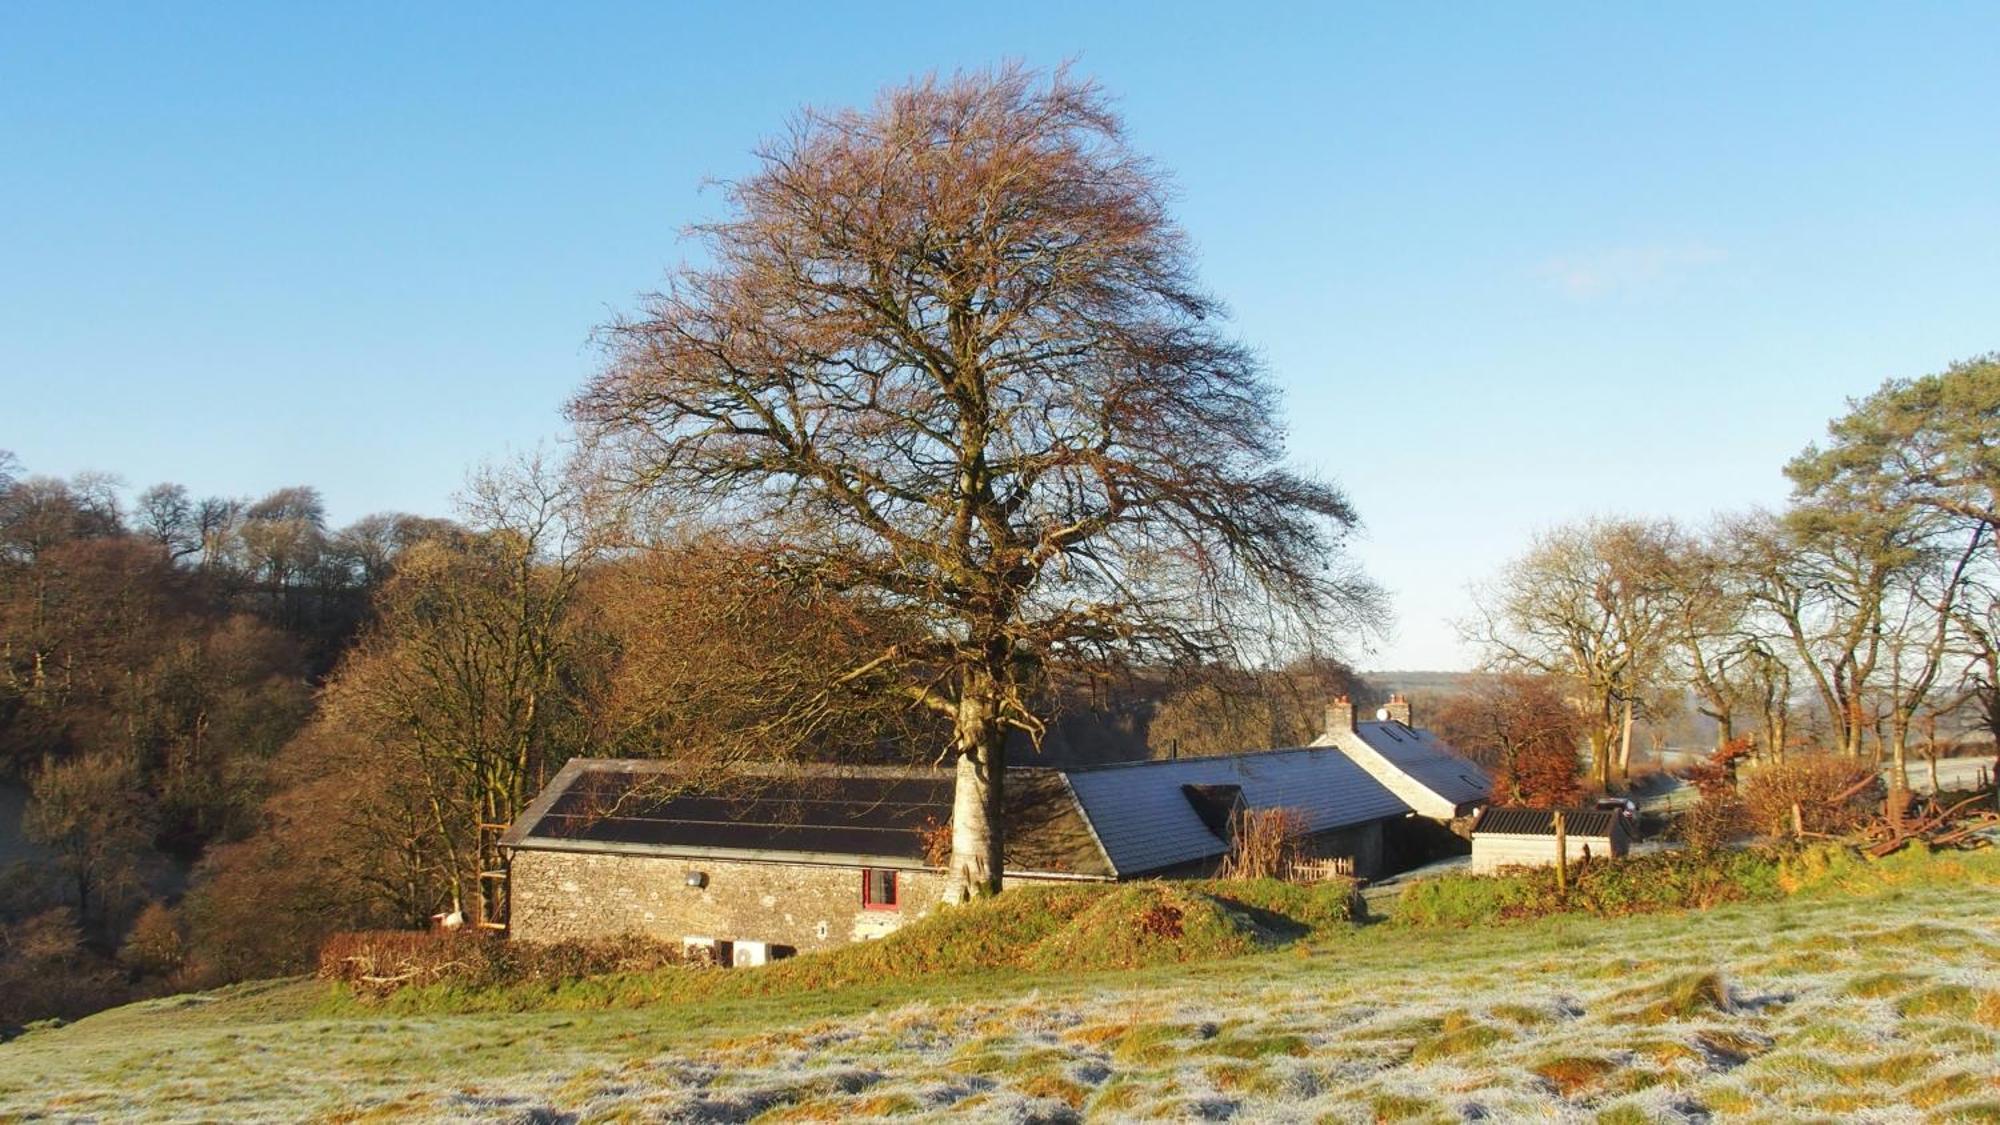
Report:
0,453,945,1025
0,452,462,1024
1464,353,2000,794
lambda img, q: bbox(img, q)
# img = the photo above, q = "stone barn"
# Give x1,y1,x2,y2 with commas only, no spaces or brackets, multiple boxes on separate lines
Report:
499,761,1105,959
1468,806,1631,873
500,739,1473,955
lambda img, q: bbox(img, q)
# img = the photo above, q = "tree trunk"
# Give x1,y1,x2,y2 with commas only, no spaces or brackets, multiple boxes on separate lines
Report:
947,691,1007,902
1616,698,1635,782
1840,697,1865,758
1889,715,1911,794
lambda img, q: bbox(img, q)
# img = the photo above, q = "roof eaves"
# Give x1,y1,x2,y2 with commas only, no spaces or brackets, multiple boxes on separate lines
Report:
1059,745,1324,774
500,757,594,848
505,835,1112,880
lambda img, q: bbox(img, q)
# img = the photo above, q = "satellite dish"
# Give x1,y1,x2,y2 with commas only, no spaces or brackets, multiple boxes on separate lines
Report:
1375,707,1390,721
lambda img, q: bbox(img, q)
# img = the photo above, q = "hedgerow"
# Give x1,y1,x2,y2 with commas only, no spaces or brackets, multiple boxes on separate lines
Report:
1396,842,2000,928
316,931,697,997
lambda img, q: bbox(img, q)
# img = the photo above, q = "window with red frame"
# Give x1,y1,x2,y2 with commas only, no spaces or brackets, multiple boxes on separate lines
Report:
861,868,898,910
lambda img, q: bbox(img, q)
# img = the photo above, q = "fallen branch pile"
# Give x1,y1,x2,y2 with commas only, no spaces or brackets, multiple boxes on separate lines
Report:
1862,790,2000,857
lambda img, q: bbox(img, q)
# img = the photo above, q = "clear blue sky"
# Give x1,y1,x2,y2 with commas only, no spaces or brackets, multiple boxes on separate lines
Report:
4,4,1997,670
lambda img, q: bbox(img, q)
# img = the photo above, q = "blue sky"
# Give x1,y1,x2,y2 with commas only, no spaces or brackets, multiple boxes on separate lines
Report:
4,3,1997,669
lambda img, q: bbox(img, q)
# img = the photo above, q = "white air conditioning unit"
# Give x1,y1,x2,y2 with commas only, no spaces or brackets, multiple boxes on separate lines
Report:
733,940,772,968
682,936,719,965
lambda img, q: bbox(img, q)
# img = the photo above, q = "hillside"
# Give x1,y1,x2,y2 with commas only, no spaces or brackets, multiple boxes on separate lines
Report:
2,865,1997,1122
1360,670,1489,698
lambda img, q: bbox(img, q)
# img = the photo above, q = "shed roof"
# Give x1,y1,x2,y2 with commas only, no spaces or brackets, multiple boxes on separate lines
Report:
1349,721,1492,810
503,759,1115,879
1470,806,1623,838
1063,747,1409,876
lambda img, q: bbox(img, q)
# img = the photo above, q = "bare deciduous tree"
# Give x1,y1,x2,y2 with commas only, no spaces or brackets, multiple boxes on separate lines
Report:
135,483,200,561
1464,518,1674,790
573,66,1380,898
327,457,594,924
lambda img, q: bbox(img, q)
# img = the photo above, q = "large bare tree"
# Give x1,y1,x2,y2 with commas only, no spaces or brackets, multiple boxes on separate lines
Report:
1465,517,1676,789
573,66,1378,898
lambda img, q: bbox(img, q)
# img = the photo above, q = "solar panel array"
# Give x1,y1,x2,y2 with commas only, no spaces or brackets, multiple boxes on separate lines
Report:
531,771,951,861
514,763,1120,877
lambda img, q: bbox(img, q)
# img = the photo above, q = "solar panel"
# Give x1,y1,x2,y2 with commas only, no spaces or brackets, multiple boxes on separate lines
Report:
527,771,952,860
508,761,1119,877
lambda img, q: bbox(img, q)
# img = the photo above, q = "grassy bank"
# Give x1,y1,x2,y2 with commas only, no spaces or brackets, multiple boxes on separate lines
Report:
1,848,1996,1121
1396,841,2000,928
328,877,1362,1016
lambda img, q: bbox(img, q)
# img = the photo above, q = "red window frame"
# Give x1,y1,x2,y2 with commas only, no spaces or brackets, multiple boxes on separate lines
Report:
861,867,899,911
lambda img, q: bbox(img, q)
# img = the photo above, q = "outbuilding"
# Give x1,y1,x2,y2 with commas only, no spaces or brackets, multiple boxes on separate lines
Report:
1467,806,1630,873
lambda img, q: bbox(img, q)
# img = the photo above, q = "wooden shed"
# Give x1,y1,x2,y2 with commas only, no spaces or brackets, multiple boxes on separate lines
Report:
1468,807,1630,873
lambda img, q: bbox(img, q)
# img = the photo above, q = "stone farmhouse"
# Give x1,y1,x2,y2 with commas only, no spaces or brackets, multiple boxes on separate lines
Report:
500,698,1490,959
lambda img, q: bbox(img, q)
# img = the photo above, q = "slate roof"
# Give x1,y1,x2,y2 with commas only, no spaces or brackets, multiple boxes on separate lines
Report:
504,759,1115,879
1470,806,1623,838
1062,747,1409,877
1349,721,1492,810
505,747,1423,881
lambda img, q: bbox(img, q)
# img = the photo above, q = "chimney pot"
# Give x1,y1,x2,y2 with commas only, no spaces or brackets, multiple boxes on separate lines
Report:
1324,695,1355,737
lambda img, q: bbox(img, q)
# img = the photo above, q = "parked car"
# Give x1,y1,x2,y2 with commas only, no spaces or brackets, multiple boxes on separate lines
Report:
1595,796,1639,822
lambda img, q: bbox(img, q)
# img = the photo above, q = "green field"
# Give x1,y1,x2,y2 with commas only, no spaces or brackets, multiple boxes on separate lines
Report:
2,872,1998,1122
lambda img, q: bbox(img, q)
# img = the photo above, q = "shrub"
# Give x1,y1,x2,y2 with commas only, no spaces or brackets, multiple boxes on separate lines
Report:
120,901,187,979
1673,794,1750,856
1200,877,1362,931
1217,806,1311,880
1019,883,1272,972
1777,841,2000,897
1742,756,1879,836
0,909,125,1028
317,930,695,997
1398,842,2000,930
1393,870,1537,927
1397,848,1784,927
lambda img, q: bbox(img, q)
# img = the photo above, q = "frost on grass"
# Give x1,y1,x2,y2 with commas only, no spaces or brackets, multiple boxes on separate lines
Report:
5,883,2000,1122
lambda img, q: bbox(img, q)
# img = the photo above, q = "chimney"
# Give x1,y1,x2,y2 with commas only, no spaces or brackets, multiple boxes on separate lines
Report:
1384,692,1412,726
1324,695,1355,738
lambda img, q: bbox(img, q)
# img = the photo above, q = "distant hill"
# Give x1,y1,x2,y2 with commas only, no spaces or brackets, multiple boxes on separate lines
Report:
1360,670,1491,699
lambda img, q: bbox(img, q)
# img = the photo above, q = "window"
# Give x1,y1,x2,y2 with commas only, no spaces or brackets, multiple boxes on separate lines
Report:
861,867,898,910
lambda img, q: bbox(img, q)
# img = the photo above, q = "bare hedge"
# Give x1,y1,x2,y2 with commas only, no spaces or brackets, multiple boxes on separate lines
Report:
317,930,701,997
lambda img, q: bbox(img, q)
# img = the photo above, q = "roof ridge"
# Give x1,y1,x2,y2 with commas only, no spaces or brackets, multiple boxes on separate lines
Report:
1057,745,1328,775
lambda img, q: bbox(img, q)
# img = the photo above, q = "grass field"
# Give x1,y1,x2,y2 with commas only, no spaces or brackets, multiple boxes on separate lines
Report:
2,867,1998,1122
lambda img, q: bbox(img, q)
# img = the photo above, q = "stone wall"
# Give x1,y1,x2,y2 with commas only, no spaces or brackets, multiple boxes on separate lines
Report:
508,849,964,952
